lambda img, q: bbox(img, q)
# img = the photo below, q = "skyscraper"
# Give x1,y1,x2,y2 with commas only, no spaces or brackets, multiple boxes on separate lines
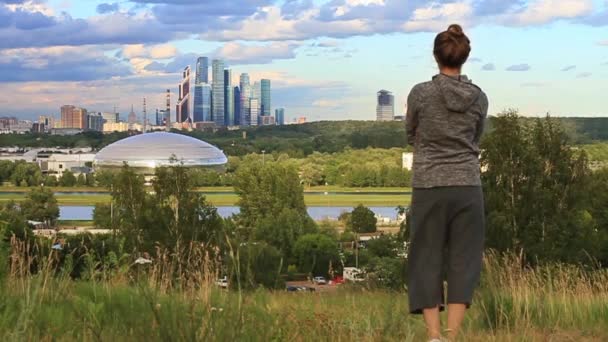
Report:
234,86,241,126
275,108,285,125
249,98,259,127
87,113,104,132
261,79,271,117
176,66,191,123
128,105,137,130
61,105,87,129
195,57,208,84
376,90,395,121
224,69,234,126
193,84,212,122
239,73,251,126
212,59,225,127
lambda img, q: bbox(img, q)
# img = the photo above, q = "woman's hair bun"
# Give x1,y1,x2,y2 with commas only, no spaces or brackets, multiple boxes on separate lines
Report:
447,24,464,37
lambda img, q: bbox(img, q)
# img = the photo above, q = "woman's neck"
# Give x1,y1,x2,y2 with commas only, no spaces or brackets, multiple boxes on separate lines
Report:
439,67,461,77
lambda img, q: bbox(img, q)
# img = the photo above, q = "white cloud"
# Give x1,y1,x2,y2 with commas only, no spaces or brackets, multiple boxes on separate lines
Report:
403,2,473,32
508,0,594,25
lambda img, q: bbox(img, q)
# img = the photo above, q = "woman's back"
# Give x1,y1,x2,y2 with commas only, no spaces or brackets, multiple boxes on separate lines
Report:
406,73,488,188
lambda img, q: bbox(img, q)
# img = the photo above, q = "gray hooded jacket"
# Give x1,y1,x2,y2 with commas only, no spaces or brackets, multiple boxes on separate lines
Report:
406,74,488,188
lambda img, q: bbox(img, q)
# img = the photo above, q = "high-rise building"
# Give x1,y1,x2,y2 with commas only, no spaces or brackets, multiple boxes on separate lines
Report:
212,59,225,127
128,105,137,130
261,79,271,117
260,116,275,126
376,90,395,121
275,108,285,125
193,84,212,122
61,105,87,129
176,66,191,123
101,112,119,124
234,86,241,126
165,89,171,129
195,57,209,84
87,113,104,132
239,73,251,126
224,69,234,126
249,98,259,127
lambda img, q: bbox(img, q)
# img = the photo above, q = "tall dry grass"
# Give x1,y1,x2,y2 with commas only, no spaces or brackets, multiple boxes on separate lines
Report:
0,238,607,341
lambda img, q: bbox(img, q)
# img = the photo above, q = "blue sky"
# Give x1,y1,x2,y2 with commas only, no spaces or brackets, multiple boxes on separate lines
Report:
0,0,607,122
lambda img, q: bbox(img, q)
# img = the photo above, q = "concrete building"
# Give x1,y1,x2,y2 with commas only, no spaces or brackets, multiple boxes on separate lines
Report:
39,153,96,178
87,113,104,132
376,90,395,121
239,73,251,126
260,115,276,126
402,152,413,170
61,105,87,129
102,112,119,124
176,66,191,123
103,122,130,133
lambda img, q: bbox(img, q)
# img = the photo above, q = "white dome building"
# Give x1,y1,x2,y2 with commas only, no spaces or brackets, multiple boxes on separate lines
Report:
94,132,227,174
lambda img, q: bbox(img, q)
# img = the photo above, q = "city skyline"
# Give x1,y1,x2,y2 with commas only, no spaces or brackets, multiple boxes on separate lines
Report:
0,1,607,121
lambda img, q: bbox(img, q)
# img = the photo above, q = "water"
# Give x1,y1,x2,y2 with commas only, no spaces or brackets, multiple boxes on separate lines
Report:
59,206,404,221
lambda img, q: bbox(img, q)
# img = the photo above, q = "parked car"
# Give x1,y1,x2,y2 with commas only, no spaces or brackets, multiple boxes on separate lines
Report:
313,276,327,285
215,276,228,288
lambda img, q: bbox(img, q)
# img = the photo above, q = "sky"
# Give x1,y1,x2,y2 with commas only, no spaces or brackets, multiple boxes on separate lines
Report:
0,0,607,122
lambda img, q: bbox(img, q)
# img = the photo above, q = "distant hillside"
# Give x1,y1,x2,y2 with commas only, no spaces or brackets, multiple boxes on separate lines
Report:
0,117,607,155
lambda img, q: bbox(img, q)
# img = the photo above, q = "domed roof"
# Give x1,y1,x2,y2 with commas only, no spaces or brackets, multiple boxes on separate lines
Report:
94,132,227,169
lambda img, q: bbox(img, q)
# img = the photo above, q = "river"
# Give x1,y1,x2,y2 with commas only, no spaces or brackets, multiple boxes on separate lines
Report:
59,206,405,221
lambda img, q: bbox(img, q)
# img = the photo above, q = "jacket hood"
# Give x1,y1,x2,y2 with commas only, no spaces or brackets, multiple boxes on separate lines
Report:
433,74,481,113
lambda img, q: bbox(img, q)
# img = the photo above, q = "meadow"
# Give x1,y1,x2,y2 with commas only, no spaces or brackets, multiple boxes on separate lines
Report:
0,252,606,341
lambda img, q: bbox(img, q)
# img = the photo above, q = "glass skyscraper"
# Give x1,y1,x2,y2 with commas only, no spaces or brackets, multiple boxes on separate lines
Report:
193,84,211,122
212,60,225,127
195,57,208,84
261,79,271,117
224,69,234,126
234,86,241,126
239,73,251,126
249,98,259,127
376,89,395,121
275,108,285,125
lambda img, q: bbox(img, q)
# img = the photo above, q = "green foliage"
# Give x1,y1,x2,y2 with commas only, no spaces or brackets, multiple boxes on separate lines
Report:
482,111,602,265
9,161,42,187
76,173,86,186
93,203,112,230
59,170,77,187
235,242,284,289
254,208,317,262
20,187,59,226
293,233,340,277
365,257,406,290
365,235,401,258
350,205,377,233
234,159,309,229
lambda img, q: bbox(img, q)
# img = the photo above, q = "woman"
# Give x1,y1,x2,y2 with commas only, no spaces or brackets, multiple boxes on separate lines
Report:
406,24,488,341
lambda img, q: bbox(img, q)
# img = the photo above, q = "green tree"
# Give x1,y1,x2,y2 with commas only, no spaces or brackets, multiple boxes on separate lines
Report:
234,159,310,229
350,205,377,233
10,162,42,187
254,208,317,262
482,111,599,264
234,242,284,289
60,170,77,187
93,203,112,230
293,233,340,277
76,173,86,186
20,187,60,226
366,235,401,258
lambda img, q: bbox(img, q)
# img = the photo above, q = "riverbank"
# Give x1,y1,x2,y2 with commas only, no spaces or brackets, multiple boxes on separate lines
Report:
0,192,411,207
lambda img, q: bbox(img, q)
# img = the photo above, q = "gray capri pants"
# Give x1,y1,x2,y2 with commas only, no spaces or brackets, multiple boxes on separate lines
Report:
407,186,485,314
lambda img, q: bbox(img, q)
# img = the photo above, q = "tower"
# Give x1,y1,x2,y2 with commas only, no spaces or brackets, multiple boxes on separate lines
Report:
165,89,171,130
176,66,191,123
376,90,395,121
143,97,147,132
212,59,225,127
224,69,234,126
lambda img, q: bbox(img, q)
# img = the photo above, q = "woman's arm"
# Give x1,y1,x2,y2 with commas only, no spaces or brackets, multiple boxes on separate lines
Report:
406,87,420,146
